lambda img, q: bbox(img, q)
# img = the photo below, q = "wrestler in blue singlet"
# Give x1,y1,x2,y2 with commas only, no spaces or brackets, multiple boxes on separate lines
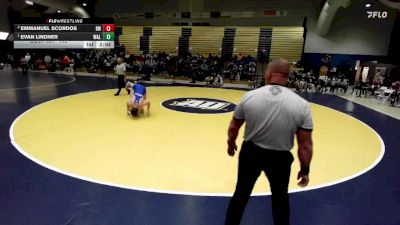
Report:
132,83,146,104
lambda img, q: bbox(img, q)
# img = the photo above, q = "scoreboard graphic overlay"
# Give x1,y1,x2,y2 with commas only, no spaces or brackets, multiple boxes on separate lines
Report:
14,18,115,49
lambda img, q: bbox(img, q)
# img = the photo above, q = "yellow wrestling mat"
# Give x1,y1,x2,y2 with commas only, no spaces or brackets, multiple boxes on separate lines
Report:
11,87,384,196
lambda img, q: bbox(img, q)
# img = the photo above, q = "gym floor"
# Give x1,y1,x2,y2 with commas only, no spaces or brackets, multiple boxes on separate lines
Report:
1,70,400,225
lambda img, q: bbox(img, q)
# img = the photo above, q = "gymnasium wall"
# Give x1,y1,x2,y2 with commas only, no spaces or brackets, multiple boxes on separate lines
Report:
96,0,311,27
0,6,10,34
96,0,310,15
102,0,396,59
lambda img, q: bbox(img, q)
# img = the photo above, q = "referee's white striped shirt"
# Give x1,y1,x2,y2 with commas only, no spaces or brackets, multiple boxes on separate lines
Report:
234,84,313,151
114,63,126,75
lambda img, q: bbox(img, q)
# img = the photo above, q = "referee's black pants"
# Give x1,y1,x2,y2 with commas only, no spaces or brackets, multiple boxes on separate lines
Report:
115,75,129,95
21,64,29,75
225,141,294,225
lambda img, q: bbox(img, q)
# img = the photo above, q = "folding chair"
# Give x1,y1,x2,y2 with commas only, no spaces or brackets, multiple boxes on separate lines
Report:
373,87,393,104
372,86,387,102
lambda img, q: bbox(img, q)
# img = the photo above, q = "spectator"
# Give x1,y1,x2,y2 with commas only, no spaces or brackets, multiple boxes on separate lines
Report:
63,55,70,72
44,54,52,68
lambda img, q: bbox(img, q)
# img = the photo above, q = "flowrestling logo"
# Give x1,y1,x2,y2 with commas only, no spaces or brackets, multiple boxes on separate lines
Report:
366,0,400,19
161,98,236,114
367,11,388,19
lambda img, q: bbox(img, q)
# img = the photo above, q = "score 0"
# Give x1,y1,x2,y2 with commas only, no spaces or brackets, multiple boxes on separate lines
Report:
102,24,114,32
102,24,115,41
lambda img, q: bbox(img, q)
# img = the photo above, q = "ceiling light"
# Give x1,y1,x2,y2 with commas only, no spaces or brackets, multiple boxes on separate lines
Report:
366,3,371,7
25,0,33,5
57,10,62,13
82,3,87,6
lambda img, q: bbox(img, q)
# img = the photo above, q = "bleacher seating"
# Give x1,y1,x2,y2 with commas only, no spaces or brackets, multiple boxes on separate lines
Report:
234,27,260,57
119,26,143,55
270,27,304,63
119,26,304,62
190,27,224,55
149,26,181,53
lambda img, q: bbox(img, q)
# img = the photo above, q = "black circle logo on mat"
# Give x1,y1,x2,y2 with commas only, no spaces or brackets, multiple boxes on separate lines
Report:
161,98,236,114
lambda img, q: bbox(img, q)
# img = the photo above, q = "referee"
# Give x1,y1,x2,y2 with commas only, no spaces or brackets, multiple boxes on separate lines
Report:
114,57,130,96
225,58,313,225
